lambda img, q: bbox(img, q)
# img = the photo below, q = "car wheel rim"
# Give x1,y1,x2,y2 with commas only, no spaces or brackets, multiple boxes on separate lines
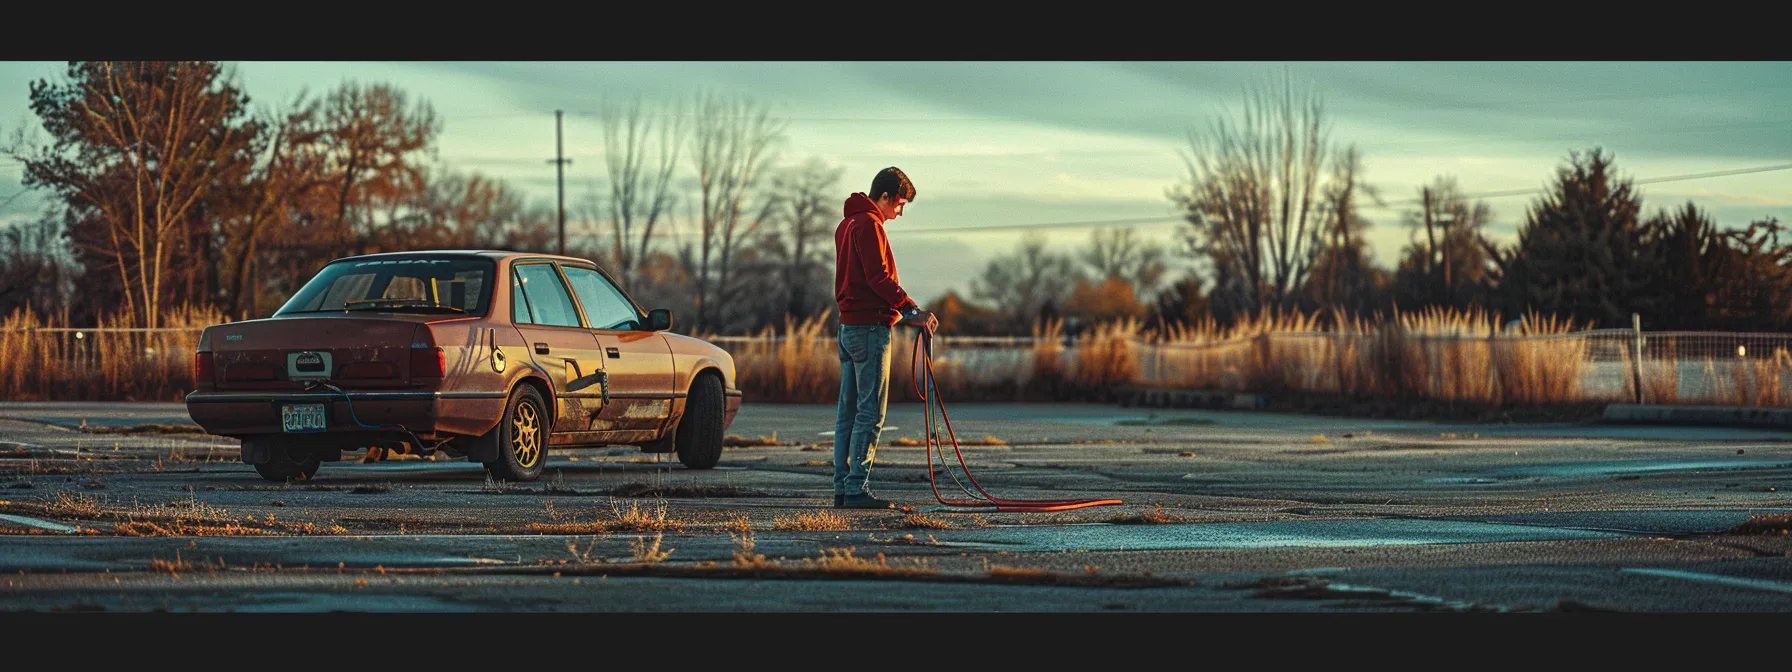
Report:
512,400,541,468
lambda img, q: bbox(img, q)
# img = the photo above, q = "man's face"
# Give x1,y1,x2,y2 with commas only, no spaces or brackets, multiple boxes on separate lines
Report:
878,195,908,220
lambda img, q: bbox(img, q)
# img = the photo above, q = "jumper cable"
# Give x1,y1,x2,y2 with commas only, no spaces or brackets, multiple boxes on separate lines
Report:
902,329,1123,513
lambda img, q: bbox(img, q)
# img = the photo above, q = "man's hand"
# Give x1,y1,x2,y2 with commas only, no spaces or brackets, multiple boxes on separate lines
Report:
900,310,939,336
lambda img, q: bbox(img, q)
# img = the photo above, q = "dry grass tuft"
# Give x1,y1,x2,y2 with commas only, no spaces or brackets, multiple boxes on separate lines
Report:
720,513,753,533
49,491,104,518
808,546,889,572
772,510,851,531
629,532,674,563
528,520,611,534
115,520,270,536
730,531,776,569
607,498,685,532
897,513,958,530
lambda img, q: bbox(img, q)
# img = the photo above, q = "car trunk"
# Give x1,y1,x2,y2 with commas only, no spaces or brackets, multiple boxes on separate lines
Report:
201,313,442,391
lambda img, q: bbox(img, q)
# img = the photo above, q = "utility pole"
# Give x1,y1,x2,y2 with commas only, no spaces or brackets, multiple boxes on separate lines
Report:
548,109,573,255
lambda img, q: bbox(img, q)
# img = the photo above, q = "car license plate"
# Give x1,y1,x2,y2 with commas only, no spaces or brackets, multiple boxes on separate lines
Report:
281,404,326,433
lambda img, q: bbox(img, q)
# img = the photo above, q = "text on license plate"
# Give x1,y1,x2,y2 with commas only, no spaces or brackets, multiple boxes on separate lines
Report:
281,404,326,432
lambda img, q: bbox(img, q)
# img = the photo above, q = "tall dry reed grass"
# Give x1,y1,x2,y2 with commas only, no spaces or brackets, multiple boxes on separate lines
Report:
1,305,223,401
1139,307,1599,406
13,301,1789,409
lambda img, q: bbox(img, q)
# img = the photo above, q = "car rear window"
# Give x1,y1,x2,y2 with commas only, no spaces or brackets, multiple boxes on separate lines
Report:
276,257,495,315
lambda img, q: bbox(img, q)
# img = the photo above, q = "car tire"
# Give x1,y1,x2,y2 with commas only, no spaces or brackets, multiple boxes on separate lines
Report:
484,384,549,482
253,440,321,482
675,373,725,470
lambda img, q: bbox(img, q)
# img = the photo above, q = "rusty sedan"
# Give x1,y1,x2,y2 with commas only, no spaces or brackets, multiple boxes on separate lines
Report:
185,251,742,482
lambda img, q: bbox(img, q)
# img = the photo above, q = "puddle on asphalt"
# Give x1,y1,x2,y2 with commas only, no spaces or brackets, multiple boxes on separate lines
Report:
1621,568,1792,595
218,592,485,612
1472,460,1792,480
922,518,1629,552
0,513,80,533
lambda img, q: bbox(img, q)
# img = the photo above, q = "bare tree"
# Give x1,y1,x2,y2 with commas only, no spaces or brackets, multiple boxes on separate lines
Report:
0,212,78,317
685,91,786,333
971,233,1082,332
9,61,258,328
1394,174,1494,311
761,156,844,320
1302,146,1391,317
1169,69,1338,319
599,96,686,293
1079,226,1169,300
219,90,334,320
315,82,439,255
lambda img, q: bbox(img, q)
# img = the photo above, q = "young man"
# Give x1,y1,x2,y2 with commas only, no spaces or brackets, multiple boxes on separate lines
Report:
832,166,939,509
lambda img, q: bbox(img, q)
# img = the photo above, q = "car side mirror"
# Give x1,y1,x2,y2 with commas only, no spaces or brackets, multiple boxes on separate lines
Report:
647,308,672,332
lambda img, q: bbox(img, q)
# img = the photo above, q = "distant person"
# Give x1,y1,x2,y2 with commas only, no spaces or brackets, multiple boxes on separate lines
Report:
831,166,938,509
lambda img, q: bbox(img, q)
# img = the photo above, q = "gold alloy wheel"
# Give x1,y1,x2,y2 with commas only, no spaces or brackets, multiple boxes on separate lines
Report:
511,399,542,468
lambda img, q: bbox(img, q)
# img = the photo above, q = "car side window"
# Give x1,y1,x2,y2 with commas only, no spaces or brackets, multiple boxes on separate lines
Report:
513,263,583,328
511,269,533,324
560,266,642,331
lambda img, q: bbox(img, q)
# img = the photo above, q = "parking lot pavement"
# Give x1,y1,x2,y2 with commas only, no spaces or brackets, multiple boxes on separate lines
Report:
3,400,1791,612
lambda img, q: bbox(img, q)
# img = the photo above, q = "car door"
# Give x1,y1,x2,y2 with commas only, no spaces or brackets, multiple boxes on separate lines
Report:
558,264,674,434
508,261,607,442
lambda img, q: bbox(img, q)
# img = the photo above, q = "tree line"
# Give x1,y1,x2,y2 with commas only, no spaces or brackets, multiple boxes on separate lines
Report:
1,62,1787,337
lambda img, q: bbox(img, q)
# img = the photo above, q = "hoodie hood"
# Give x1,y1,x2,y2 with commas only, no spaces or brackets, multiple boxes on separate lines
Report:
842,192,882,222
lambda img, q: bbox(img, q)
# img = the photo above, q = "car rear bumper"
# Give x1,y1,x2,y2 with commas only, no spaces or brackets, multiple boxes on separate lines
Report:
186,390,508,439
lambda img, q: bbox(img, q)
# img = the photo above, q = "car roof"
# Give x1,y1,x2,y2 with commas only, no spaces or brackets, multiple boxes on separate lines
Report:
325,250,597,265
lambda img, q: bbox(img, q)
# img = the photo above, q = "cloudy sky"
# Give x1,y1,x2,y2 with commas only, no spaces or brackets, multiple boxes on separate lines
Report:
3,61,1789,304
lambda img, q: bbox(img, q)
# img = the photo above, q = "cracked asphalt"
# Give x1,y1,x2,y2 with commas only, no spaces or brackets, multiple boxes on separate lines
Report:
2,400,1790,613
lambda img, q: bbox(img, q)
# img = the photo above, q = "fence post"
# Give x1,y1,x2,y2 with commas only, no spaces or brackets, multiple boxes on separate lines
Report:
1488,323,1499,406
1631,313,1645,404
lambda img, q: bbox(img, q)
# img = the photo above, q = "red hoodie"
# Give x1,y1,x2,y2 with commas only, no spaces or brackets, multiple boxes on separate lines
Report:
835,192,918,326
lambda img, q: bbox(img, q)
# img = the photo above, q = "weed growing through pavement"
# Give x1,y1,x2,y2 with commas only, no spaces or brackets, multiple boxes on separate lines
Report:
49,491,104,518
897,513,957,529
608,497,684,532
545,470,575,494
772,510,851,531
565,537,601,564
731,532,775,569
482,473,513,494
721,513,752,533
629,532,673,563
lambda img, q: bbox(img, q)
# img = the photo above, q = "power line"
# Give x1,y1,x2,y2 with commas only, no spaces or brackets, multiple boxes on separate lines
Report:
1361,161,1792,209
1361,118,1792,153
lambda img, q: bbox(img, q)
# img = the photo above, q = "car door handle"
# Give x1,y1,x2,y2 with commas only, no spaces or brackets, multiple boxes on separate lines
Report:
534,343,549,354
606,347,620,359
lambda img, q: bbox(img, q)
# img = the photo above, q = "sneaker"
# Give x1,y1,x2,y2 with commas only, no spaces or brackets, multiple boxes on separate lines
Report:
837,492,896,510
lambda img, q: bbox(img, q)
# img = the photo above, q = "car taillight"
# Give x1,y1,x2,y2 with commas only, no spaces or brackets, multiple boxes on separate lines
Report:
194,351,215,384
411,346,445,378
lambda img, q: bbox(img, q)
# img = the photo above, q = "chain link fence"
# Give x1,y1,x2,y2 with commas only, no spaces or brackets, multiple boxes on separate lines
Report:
1134,328,1792,407
10,325,1792,407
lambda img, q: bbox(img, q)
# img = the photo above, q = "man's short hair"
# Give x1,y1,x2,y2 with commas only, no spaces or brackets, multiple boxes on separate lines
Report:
870,166,915,203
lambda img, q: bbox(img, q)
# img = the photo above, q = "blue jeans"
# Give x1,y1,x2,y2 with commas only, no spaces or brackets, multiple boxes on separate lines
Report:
834,324,892,496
